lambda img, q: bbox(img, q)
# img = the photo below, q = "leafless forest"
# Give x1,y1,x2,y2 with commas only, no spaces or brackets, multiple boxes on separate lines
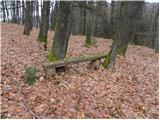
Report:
1,0,159,119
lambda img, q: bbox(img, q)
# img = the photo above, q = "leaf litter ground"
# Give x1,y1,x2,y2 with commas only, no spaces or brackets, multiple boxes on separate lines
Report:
1,23,159,118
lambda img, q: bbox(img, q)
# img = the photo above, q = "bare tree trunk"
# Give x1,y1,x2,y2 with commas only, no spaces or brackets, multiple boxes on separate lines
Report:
37,1,50,51
85,8,92,47
16,1,20,24
71,2,83,35
4,1,9,22
29,1,34,30
1,0,6,22
19,1,22,24
48,2,72,61
50,2,58,30
22,1,25,25
103,1,144,69
33,2,35,27
84,2,95,47
23,1,32,35
12,1,16,23
153,6,159,52
83,2,86,35
36,1,39,28
79,2,85,34
109,1,115,37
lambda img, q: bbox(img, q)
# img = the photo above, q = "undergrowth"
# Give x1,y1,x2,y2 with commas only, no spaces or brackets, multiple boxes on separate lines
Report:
24,66,37,85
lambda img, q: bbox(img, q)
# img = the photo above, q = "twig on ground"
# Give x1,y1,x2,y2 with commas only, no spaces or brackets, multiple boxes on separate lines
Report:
16,80,42,119
75,89,83,118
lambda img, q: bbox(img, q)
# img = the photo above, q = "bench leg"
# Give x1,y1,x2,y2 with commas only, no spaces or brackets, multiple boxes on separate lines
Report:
89,59,101,70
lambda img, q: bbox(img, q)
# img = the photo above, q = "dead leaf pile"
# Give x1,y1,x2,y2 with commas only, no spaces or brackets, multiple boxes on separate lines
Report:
1,23,159,119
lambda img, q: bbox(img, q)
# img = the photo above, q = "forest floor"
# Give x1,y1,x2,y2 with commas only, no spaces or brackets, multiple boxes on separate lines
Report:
1,23,159,119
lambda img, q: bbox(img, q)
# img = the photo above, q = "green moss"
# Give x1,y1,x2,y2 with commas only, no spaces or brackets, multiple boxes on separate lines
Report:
47,52,58,62
37,34,46,42
117,44,126,56
102,52,111,68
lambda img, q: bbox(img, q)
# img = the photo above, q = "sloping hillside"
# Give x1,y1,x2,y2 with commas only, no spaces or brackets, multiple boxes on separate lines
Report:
1,23,159,119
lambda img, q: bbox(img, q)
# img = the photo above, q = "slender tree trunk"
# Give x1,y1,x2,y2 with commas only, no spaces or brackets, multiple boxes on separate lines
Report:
71,2,83,35
16,1,20,24
12,1,16,23
130,1,144,45
33,2,36,27
19,1,22,24
23,1,32,35
36,1,39,28
48,1,72,61
37,1,50,51
153,6,159,52
29,1,34,30
22,1,25,25
85,9,92,47
109,1,115,37
103,2,126,69
83,2,86,35
84,2,95,47
4,1,9,22
79,3,85,34
103,1,144,69
1,0,6,22
50,2,58,30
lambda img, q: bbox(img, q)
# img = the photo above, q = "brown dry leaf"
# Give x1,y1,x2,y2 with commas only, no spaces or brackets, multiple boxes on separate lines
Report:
1,23,159,119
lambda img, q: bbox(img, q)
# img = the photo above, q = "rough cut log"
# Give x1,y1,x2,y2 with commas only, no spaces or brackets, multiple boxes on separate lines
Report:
45,52,108,69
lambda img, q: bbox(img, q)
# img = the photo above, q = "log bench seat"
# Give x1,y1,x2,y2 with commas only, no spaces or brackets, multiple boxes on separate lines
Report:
44,52,108,75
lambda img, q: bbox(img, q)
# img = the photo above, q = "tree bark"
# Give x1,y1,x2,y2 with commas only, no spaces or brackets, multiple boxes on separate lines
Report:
48,1,72,61
103,1,144,69
50,2,58,30
36,1,39,28
23,1,32,35
130,1,144,45
4,1,9,22
153,6,159,52
84,2,95,47
83,2,86,35
109,1,115,37
22,1,25,25
37,1,50,51
29,1,34,30
16,1,20,24
1,0,6,22
12,1,16,23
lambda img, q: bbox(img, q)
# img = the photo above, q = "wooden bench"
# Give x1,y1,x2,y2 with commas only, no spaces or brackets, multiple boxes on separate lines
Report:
44,52,108,75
